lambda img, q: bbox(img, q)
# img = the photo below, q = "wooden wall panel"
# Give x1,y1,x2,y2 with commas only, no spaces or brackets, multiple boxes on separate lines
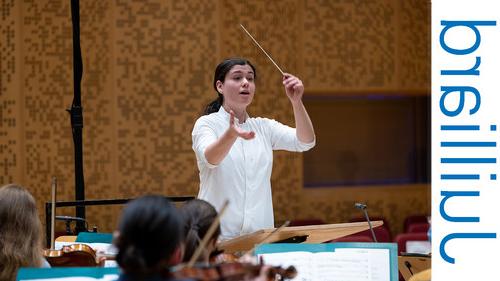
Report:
303,0,397,91
21,0,75,218
0,0,430,237
398,0,431,89
113,0,217,199
1,0,23,185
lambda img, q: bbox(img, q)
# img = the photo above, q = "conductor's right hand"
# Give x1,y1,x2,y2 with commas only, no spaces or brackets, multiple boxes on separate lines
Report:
228,110,255,140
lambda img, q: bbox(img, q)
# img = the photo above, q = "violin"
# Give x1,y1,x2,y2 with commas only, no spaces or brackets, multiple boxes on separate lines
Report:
178,204,297,280
42,177,102,267
210,252,238,264
168,261,297,281
44,244,102,267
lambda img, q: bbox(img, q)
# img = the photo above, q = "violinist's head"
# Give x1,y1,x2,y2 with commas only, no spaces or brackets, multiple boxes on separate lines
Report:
0,184,43,281
181,199,220,263
204,58,257,115
114,195,184,277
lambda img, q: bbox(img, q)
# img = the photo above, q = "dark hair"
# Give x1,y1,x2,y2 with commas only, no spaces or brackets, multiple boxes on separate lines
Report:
181,199,220,263
203,58,257,115
114,195,183,277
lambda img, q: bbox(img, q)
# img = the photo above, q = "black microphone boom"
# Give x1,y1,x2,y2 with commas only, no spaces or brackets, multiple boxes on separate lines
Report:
354,202,378,242
67,0,86,233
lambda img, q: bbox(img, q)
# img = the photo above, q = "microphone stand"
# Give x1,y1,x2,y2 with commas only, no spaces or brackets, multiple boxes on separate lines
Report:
355,203,378,242
67,0,86,233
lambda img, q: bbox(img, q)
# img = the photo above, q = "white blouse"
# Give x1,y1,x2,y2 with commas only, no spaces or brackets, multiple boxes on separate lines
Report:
192,107,315,240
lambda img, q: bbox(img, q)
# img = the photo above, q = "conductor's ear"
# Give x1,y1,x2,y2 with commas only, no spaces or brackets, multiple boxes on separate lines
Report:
216,80,224,94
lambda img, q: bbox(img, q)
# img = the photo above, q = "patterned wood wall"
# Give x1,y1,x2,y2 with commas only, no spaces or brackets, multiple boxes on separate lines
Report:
0,0,430,237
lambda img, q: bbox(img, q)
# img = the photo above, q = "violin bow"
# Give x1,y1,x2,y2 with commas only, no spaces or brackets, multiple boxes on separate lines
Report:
240,24,285,76
50,177,57,250
187,200,230,267
243,220,290,257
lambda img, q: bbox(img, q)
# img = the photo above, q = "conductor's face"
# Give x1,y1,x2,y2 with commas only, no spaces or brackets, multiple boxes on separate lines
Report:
217,64,255,111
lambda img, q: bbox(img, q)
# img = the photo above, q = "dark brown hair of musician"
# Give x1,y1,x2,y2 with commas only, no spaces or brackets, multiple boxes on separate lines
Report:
114,195,184,277
0,184,43,281
181,199,220,263
203,58,257,115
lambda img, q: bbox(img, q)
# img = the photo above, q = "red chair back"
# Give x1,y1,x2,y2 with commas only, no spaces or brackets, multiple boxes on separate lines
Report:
407,222,430,233
331,234,374,243
350,216,392,240
288,219,325,227
403,215,429,232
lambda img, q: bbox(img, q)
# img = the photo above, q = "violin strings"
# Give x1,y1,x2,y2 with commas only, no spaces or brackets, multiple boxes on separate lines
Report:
240,24,285,76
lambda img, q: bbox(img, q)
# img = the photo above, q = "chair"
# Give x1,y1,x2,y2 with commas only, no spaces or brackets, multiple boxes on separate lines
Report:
403,215,429,233
349,216,392,241
406,222,430,234
330,233,374,243
346,225,391,242
394,232,429,255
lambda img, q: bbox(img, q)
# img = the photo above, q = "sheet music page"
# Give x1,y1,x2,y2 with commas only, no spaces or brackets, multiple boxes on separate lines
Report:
260,251,314,281
312,251,369,281
334,248,390,281
259,248,390,281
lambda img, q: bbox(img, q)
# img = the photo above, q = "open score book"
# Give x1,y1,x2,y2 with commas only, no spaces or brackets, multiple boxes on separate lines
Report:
256,243,398,281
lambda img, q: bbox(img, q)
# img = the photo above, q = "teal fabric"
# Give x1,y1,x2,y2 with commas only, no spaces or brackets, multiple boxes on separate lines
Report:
255,242,399,281
76,232,113,243
17,267,119,280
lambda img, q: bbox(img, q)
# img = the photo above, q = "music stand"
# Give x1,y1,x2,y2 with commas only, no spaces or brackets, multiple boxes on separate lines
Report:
217,220,383,253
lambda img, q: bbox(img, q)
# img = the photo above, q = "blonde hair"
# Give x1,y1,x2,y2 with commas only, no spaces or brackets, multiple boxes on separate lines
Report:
0,184,43,281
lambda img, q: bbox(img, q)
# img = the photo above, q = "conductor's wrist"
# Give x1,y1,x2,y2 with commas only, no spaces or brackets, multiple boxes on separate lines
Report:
290,98,303,107
225,128,239,139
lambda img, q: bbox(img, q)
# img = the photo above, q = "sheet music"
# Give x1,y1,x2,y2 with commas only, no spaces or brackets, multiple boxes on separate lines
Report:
259,248,390,281
261,251,314,281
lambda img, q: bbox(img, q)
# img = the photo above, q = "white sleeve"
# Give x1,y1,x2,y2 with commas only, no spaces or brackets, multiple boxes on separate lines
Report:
192,118,218,169
265,118,316,152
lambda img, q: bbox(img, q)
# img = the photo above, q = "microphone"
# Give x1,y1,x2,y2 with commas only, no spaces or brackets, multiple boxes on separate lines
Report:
55,215,87,223
354,203,366,210
354,202,377,242
55,216,88,234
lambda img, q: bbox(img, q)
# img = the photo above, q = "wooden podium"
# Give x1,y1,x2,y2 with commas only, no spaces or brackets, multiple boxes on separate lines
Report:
217,221,383,253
